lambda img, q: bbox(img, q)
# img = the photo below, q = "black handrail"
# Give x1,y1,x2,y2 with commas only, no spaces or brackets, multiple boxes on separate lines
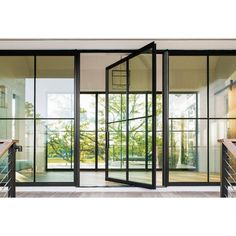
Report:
218,139,236,198
0,140,22,198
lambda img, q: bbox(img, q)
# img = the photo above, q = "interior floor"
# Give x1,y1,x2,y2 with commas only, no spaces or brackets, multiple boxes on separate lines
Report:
16,171,220,186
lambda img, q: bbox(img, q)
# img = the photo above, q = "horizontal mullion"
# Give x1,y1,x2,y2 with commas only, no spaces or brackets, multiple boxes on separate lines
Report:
35,118,75,120
80,130,96,132
0,117,74,120
108,115,152,124
169,117,207,120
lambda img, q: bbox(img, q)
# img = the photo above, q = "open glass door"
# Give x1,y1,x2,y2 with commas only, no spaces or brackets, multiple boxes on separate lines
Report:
105,42,156,189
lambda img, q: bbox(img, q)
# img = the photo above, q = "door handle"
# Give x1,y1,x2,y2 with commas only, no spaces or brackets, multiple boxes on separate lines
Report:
106,131,109,150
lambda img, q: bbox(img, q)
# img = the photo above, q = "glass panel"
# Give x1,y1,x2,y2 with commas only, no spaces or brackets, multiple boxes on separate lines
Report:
169,56,207,183
98,131,106,168
108,122,126,180
80,94,95,131
156,54,163,185
108,94,126,122
128,49,153,185
169,93,197,118
107,61,127,180
0,119,34,182
129,94,146,119
209,119,236,182
98,94,105,131
107,45,156,187
129,119,146,169
36,56,74,118
46,120,74,169
80,53,128,92
169,119,207,182
0,56,34,118
36,120,74,182
98,94,106,168
80,131,96,169
156,131,163,169
209,56,236,118
169,56,207,118
80,94,96,169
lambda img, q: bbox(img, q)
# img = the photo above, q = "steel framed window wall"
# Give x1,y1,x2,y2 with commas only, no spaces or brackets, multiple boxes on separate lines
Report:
0,52,77,187
165,50,236,186
0,49,236,187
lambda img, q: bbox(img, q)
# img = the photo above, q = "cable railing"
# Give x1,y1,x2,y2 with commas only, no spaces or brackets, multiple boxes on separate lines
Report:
218,139,236,198
0,140,22,198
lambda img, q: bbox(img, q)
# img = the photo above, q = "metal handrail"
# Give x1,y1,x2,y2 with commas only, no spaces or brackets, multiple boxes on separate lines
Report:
218,139,236,198
0,140,22,198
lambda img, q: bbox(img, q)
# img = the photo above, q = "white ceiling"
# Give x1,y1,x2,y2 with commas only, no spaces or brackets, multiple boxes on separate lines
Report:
1,39,236,50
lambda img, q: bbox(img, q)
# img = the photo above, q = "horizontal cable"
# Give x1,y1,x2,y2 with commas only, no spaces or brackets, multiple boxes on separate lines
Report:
225,168,236,184
0,171,10,185
225,177,235,193
3,190,8,198
0,178,11,193
228,190,234,198
0,165,8,176
224,159,236,177
0,154,9,165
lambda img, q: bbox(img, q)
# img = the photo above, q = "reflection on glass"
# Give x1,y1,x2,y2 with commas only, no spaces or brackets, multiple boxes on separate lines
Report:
209,56,236,118
36,56,74,118
169,93,197,118
0,56,34,118
169,56,207,118
0,119,34,182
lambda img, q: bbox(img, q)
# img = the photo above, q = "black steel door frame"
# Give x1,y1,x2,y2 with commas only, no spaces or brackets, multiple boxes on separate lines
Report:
105,42,157,189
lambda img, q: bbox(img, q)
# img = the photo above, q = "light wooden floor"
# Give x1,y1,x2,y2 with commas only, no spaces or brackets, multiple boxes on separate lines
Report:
15,171,220,186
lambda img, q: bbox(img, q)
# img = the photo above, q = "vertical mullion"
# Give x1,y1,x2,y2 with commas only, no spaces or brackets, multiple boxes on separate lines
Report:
95,93,98,170
195,93,199,172
121,94,123,169
33,55,36,183
74,51,80,187
152,44,157,188
145,93,148,170
70,120,73,169
126,60,129,182
163,51,169,187
45,125,48,170
105,69,109,180
207,55,210,182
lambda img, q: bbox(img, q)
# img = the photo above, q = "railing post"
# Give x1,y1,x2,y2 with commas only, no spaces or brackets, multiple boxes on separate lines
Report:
8,144,16,197
7,143,22,198
221,144,228,197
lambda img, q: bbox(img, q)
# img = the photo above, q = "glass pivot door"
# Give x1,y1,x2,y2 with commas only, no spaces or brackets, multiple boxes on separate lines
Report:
105,42,157,189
